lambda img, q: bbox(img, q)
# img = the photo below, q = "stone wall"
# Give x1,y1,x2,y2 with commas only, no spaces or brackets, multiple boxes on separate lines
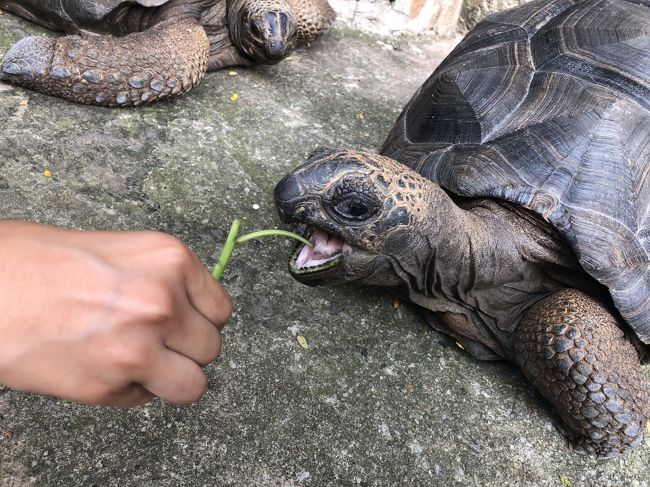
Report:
329,0,529,36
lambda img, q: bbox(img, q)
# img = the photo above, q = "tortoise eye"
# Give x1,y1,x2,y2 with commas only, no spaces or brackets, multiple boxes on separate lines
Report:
250,21,263,38
330,177,379,222
333,198,374,221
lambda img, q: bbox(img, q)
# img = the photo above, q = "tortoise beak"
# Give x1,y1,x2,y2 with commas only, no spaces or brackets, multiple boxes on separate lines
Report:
264,12,291,62
266,40,287,60
274,173,349,285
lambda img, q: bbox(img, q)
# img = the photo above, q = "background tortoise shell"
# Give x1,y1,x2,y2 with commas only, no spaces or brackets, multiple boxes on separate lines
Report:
0,0,169,32
381,0,650,344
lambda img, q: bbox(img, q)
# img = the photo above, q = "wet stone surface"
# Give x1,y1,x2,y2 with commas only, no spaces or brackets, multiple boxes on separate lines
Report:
0,11,649,487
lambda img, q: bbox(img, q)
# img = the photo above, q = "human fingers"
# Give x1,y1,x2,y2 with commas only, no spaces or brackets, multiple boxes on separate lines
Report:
147,233,232,329
183,254,233,329
75,383,155,408
103,384,155,408
163,304,223,366
139,347,209,404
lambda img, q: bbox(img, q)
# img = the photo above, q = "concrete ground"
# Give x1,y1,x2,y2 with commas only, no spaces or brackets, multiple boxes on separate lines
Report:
0,9,648,487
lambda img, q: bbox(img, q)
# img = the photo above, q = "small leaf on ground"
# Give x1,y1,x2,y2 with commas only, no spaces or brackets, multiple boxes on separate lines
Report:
559,474,573,487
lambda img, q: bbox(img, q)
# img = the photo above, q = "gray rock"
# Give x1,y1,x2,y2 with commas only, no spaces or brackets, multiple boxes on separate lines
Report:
0,11,648,487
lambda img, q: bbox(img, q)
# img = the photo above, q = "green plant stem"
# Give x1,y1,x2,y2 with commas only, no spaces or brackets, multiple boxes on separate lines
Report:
236,229,313,247
211,219,241,281
211,221,313,281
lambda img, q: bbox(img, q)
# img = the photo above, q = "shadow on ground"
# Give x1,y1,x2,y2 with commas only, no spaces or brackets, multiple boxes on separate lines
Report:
0,12,648,487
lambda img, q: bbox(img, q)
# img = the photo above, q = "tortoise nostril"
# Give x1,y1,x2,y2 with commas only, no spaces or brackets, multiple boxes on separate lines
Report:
274,174,301,203
266,40,286,60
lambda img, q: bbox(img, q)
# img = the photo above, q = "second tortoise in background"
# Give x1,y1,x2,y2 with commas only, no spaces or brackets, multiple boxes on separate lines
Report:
275,0,650,458
0,0,335,106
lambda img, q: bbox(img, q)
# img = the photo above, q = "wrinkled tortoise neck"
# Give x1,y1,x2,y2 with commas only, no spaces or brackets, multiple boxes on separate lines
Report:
396,181,546,308
394,183,491,295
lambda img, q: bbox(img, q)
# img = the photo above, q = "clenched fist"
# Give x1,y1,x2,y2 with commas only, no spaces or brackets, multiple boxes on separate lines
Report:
0,221,232,406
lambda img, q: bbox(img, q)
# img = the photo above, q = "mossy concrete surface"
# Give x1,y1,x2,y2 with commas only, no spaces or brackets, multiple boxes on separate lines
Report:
0,12,648,487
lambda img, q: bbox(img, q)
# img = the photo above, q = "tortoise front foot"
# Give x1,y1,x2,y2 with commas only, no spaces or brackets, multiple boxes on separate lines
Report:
513,289,649,458
1,19,209,107
1,36,56,88
289,0,336,44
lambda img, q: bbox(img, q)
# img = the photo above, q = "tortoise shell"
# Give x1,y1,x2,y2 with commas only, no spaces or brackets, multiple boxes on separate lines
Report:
0,0,169,31
381,0,650,343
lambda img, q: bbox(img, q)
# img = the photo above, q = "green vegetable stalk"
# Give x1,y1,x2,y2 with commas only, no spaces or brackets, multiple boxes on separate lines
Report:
211,219,313,281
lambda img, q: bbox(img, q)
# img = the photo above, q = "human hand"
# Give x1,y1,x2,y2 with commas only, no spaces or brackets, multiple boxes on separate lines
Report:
0,221,232,406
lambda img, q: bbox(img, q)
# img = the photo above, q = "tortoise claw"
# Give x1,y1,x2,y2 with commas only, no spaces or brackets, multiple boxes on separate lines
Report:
1,36,55,83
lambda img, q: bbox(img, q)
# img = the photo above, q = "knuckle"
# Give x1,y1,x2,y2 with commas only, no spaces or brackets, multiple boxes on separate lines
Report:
138,231,194,272
156,235,194,271
131,281,177,323
148,291,177,323
141,230,180,246
106,340,150,372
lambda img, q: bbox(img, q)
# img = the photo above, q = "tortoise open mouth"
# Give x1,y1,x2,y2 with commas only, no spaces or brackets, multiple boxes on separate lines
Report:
289,227,349,275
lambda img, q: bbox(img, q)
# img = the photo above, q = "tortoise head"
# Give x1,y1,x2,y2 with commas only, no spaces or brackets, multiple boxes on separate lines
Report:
274,149,444,287
230,0,297,64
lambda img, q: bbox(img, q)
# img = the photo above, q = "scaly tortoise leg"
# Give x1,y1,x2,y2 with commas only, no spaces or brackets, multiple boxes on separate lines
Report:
288,0,336,44
0,19,209,107
513,289,649,458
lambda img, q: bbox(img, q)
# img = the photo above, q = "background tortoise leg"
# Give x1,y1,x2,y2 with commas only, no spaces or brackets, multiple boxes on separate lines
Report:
288,0,336,44
513,289,649,458
0,19,209,107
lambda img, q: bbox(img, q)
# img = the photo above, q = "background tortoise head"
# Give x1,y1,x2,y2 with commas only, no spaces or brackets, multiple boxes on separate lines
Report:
274,148,448,287
229,0,297,64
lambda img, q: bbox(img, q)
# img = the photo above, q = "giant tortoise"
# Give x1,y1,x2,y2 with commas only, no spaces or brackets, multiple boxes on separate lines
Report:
274,0,650,457
0,0,335,106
